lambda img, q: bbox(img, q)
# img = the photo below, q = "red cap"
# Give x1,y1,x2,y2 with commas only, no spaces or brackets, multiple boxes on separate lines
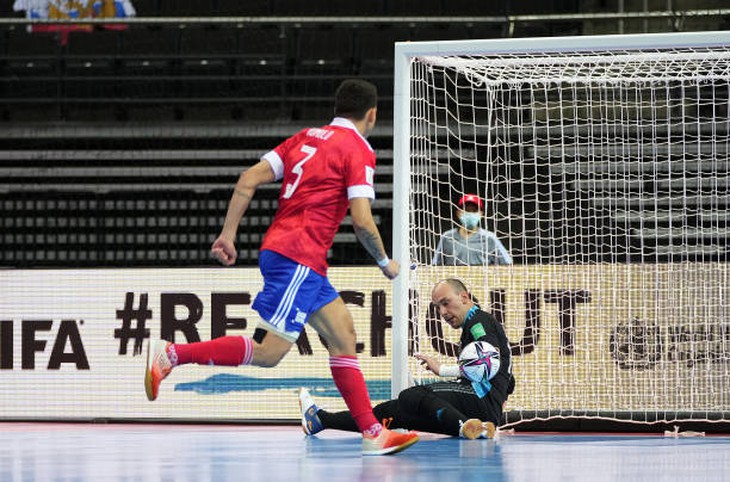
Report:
458,194,483,209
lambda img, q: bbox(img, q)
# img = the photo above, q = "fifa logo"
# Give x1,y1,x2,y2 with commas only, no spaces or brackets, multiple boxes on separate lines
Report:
610,318,662,370
610,318,730,369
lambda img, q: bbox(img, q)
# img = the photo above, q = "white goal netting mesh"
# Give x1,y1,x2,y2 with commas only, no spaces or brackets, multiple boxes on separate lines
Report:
402,42,730,426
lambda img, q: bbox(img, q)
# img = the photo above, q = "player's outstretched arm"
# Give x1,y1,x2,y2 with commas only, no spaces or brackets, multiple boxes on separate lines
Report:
349,197,399,279
212,160,275,266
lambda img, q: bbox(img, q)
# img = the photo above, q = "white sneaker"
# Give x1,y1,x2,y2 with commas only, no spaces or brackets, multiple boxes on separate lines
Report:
298,388,324,435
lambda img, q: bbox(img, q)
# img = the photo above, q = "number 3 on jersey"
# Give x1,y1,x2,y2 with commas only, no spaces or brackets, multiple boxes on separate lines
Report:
283,145,317,199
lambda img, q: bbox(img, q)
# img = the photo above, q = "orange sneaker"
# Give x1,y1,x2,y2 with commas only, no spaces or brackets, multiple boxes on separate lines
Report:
362,427,419,455
145,339,172,401
459,419,496,439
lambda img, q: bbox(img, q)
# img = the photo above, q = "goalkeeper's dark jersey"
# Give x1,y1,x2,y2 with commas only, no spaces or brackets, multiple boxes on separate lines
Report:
459,307,516,404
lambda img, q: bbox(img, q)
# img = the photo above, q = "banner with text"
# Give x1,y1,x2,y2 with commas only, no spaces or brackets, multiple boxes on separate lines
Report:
1,264,729,421
410,263,730,415
0,268,394,420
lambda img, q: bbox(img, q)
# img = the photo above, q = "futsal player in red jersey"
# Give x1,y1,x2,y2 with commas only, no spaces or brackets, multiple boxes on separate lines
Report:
145,79,419,455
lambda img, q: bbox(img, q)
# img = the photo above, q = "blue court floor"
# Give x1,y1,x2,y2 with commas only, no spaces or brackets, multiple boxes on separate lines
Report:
0,423,729,481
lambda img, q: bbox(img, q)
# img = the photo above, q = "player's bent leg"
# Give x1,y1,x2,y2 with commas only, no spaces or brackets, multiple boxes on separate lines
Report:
170,336,253,367
307,297,356,356
309,299,370,433
145,333,290,401
250,329,293,367
309,298,419,454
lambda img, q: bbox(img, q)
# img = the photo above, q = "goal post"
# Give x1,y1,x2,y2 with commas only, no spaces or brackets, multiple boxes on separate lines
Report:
392,31,730,431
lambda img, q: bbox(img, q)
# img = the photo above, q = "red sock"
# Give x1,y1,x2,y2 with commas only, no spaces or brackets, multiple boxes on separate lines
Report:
329,355,381,436
168,336,253,367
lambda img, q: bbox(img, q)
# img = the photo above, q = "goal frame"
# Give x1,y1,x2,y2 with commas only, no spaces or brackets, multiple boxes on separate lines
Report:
391,30,730,404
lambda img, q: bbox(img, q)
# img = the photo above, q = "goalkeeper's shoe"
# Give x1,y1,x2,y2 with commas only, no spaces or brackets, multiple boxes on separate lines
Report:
145,339,173,401
459,419,496,440
298,388,324,436
362,427,419,455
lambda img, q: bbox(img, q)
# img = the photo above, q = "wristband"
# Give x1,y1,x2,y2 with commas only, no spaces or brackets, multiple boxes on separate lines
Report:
439,364,460,378
377,256,390,268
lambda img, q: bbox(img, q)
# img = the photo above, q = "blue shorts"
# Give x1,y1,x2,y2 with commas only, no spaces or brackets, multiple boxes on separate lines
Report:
252,250,339,342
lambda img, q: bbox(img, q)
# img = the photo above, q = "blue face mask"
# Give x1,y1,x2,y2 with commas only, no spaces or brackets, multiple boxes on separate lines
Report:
459,212,481,230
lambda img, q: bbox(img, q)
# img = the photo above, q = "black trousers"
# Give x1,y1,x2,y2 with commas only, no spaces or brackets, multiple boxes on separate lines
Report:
318,381,502,437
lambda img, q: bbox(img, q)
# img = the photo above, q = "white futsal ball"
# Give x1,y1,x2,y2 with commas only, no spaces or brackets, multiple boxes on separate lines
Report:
458,341,501,383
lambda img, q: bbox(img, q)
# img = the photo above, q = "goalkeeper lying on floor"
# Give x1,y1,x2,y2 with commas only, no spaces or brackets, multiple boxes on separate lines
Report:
299,278,516,439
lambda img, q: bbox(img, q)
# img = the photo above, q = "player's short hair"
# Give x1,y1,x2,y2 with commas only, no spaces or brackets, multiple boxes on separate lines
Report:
436,278,480,306
334,79,378,120
438,278,469,295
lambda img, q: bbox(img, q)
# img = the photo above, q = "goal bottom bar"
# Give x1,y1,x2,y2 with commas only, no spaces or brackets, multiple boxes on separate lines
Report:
502,411,730,434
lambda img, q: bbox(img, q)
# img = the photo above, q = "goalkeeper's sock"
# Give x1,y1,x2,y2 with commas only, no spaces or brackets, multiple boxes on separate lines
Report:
317,410,361,433
329,355,382,436
169,336,253,367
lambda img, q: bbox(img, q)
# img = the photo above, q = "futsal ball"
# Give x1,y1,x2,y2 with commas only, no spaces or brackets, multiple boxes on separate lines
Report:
458,341,500,383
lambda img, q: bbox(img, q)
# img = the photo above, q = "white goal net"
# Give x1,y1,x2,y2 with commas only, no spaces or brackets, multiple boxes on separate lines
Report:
392,32,730,429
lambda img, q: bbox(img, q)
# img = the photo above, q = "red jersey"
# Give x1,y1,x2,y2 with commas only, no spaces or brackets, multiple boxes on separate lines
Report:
259,117,376,275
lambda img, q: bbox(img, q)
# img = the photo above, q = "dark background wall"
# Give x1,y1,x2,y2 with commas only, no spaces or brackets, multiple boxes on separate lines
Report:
0,1,726,267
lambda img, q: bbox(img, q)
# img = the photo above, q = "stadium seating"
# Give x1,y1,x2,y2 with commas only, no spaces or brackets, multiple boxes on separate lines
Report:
0,2,726,267
0,123,396,267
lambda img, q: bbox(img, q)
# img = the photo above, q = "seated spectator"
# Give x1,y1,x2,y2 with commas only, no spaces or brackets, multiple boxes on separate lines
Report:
432,193,512,266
